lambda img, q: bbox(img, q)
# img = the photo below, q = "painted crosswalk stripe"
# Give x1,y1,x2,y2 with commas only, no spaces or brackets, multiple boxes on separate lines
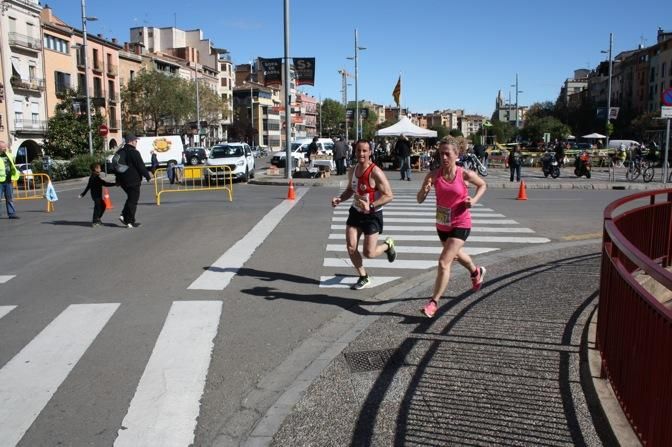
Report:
0,305,17,320
324,258,436,269
380,207,494,212
332,210,505,218
319,276,401,288
331,216,519,225
325,244,499,256
115,301,222,447
189,188,308,290
0,275,16,284
0,303,119,447
328,234,549,243
330,224,534,233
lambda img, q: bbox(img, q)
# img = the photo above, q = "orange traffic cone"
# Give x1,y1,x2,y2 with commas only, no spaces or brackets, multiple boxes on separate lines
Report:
516,180,528,201
103,187,114,209
287,178,296,200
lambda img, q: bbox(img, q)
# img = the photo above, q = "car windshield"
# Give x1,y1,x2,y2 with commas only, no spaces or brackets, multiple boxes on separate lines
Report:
210,145,243,158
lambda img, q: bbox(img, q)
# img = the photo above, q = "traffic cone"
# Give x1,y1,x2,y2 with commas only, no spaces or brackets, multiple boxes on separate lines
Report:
103,187,114,209
516,180,528,201
287,178,296,200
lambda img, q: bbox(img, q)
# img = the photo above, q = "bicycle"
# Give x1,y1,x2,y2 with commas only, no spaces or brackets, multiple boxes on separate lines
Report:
626,156,654,182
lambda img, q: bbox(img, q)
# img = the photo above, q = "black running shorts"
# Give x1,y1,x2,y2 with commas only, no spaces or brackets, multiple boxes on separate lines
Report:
347,207,384,235
437,227,470,242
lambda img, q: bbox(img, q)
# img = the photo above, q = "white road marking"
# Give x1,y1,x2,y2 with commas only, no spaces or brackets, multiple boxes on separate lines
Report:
329,224,534,233
114,301,222,447
189,188,309,290
0,275,16,284
324,258,437,269
0,305,17,320
331,216,519,224
328,234,549,243
325,244,499,256
319,276,401,288
332,210,505,217
0,303,119,447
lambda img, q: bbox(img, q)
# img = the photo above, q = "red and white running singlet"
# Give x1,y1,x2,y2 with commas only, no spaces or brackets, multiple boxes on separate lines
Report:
433,167,471,231
351,162,382,213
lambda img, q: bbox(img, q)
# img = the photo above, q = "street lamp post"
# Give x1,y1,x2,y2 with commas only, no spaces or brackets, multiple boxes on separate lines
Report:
249,61,255,147
511,73,522,130
602,33,614,147
352,29,366,141
283,0,291,179
80,0,97,155
195,64,201,146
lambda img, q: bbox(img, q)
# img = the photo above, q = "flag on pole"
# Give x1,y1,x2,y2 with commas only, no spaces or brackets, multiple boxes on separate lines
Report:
46,181,59,202
392,76,401,107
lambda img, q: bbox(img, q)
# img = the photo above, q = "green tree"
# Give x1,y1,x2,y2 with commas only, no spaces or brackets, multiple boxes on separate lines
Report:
490,120,516,143
525,101,556,121
44,89,105,158
320,99,345,137
520,116,571,142
448,128,462,137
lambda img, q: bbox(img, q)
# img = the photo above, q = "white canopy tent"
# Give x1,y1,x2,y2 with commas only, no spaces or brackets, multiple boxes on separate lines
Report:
375,116,438,138
582,133,607,139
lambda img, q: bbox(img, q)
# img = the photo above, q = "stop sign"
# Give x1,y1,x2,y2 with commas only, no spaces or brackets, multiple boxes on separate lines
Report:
98,124,109,136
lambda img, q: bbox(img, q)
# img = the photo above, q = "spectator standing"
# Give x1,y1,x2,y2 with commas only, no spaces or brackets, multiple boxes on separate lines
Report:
150,150,159,174
473,144,488,168
333,137,349,175
395,134,412,181
508,145,523,182
116,134,151,228
79,163,116,227
0,141,20,219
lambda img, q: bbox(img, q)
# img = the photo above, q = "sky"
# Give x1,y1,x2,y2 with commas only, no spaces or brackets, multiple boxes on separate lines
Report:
48,0,669,117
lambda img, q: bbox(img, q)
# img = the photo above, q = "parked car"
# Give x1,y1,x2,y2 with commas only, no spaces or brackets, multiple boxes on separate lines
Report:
184,147,208,165
205,143,255,182
271,138,334,170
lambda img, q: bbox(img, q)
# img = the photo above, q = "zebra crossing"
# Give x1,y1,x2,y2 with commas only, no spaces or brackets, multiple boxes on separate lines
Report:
320,191,551,288
0,300,222,447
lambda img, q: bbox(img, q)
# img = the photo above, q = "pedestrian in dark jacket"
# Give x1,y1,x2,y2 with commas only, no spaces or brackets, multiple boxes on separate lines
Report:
116,134,151,228
395,134,412,181
333,137,349,175
79,163,116,227
508,145,523,182
150,150,159,174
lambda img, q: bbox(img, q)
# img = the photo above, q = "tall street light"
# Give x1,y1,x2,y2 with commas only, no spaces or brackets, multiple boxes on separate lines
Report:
80,0,97,154
601,32,613,147
510,73,523,130
348,29,366,141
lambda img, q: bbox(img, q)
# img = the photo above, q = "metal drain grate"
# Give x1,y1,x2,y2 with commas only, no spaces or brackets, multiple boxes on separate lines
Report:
344,349,401,373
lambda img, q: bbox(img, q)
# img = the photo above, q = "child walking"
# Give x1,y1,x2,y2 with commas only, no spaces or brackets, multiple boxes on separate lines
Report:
79,163,116,227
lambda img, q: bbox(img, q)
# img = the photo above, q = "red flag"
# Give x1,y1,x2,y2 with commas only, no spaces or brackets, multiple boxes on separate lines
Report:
392,77,401,106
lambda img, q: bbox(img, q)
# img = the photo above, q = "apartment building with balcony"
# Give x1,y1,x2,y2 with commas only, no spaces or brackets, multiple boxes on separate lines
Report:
216,49,233,136
129,26,228,142
232,82,281,149
459,114,486,138
1,0,46,157
296,93,317,137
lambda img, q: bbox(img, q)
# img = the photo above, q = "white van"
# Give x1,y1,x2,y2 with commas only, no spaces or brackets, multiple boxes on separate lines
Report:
270,138,335,169
607,140,642,150
109,135,185,167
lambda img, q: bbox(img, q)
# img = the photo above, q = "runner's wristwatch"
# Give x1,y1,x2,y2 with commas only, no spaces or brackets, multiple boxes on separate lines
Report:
369,203,375,213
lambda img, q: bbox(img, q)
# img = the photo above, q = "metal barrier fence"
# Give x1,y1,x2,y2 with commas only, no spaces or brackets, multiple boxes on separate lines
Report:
12,172,54,212
153,165,233,205
599,189,672,446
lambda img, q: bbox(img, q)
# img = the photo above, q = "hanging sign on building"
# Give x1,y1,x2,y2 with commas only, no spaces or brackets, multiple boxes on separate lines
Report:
293,57,315,86
260,58,282,87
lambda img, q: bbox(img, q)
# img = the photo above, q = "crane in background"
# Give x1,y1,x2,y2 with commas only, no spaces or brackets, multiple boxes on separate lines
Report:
338,69,353,141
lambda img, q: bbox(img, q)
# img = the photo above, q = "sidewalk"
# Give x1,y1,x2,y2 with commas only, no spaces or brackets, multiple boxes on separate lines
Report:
250,165,666,190
254,242,631,446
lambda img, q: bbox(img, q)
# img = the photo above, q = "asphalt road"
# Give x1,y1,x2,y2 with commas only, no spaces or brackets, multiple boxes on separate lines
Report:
0,177,635,446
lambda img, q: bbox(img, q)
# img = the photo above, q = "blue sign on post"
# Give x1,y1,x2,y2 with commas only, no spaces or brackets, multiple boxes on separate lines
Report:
662,88,672,107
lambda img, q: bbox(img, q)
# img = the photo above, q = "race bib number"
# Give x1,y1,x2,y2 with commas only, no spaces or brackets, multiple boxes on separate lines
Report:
436,205,451,225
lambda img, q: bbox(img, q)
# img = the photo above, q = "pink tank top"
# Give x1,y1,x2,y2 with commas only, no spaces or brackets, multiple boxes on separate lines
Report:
434,167,471,230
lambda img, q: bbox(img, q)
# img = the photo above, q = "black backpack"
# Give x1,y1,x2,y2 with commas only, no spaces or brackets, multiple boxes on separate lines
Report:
112,148,129,174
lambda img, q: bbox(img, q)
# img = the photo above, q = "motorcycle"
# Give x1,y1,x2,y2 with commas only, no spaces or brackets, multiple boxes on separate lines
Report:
574,151,592,178
460,152,488,176
541,151,560,178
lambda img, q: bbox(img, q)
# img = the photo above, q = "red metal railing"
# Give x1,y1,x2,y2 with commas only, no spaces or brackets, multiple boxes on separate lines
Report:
598,189,672,446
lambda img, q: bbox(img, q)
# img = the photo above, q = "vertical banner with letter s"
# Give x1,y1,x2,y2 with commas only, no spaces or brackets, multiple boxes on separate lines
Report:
293,57,315,86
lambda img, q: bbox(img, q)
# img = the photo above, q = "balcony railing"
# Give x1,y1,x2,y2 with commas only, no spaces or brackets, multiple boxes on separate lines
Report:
14,119,47,133
92,59,103,73
106,64,118,76
8,32,41,51
10,77,45,92
108,93,119,103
